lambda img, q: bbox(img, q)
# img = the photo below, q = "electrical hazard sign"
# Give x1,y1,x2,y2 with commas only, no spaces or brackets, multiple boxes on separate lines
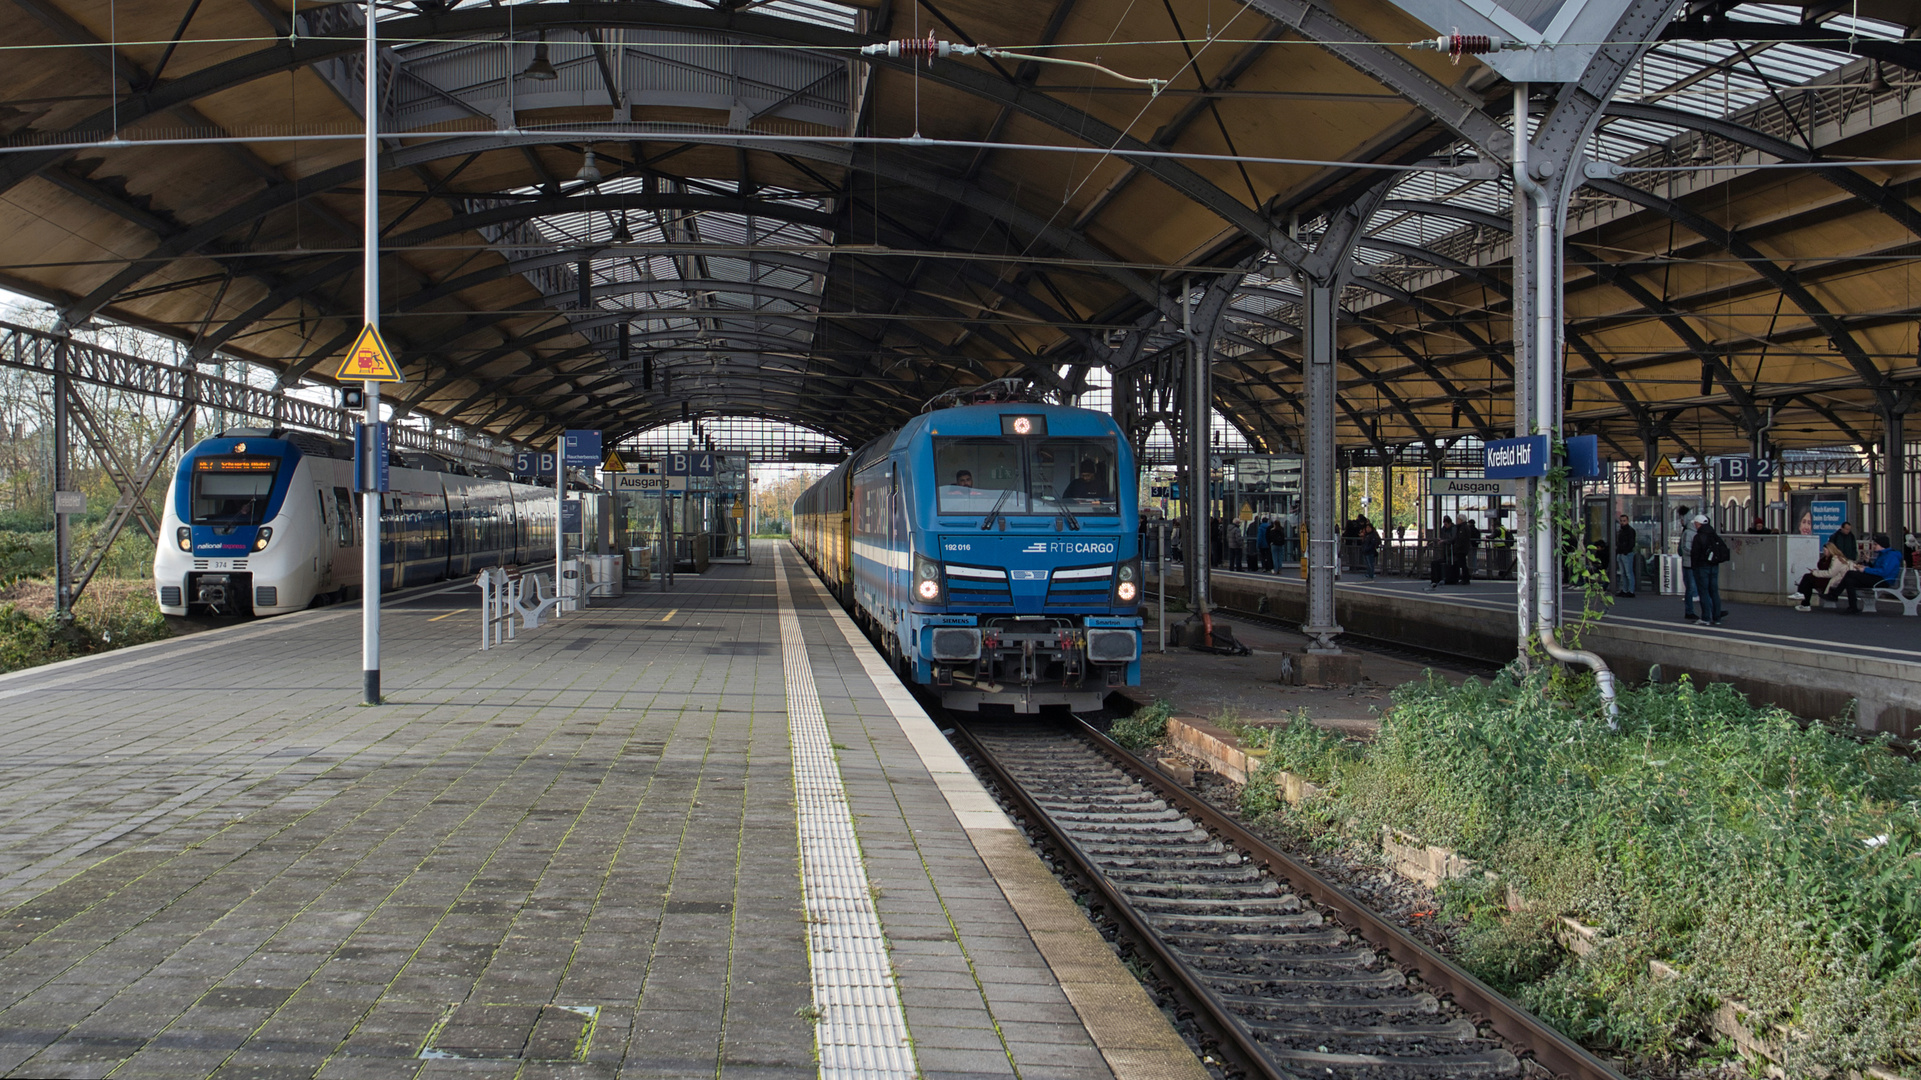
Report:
335,324,403,383
602,450,627,473
1652,455,1679,479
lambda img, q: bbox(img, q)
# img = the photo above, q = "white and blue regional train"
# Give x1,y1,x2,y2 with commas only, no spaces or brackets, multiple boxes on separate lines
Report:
155,428,559,616
792,395,1143,712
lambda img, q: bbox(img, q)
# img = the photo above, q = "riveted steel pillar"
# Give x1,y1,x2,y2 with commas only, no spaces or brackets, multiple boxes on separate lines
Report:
1302,284,1341,652
1887,406,1908,545
52,336,72,624
1184,284,1210,615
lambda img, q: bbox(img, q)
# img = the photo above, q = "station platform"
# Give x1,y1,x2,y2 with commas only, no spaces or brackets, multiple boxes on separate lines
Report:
0,544,1204,1080
1155,565,1920,738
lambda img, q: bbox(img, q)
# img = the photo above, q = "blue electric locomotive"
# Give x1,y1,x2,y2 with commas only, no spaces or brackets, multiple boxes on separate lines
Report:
794,393,1142,712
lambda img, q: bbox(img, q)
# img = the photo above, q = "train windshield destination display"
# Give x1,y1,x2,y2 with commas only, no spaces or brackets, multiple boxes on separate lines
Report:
195,457,276,472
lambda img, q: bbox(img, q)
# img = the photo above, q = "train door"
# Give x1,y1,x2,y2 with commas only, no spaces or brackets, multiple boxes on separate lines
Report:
314,487,335,593
332,486,358,591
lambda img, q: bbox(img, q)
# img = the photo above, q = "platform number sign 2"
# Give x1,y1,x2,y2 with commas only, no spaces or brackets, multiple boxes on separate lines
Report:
664,452,717,477
1712,455,1775,482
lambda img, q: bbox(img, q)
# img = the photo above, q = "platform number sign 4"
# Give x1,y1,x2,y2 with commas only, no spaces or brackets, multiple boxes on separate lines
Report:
665,452,717,477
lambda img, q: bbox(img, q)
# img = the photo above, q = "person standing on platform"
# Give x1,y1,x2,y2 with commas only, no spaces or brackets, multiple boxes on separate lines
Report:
1225,514,1244,571
1254,516,1272,572
1830,521,1859,563
1360,523,1381,580
1749,517,1773,534
1453,517,1480,582
1689,514,1731,626
1677,508,1701,621
1613,513,1638,597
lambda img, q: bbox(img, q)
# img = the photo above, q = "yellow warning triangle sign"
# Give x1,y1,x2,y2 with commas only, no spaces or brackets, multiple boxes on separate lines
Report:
602,450,627,473
1653,454,1679,479
334,324,403,383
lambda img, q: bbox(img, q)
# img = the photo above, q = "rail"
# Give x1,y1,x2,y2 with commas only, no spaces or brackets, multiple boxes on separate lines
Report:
952,716,1628,1080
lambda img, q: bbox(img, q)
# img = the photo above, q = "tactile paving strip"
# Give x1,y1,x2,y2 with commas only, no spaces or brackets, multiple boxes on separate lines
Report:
775,557,917,1079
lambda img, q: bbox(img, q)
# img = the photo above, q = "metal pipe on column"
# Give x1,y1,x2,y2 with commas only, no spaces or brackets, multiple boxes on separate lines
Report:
52,336,72,624
1301,284,1341,653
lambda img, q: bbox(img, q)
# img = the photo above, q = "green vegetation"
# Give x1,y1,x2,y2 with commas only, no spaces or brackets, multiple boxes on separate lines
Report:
1244,669,1921,1073
1107,699,1173,752
0,579,169,673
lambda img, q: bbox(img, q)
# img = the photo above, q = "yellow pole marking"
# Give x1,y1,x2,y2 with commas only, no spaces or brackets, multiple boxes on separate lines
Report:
661,608,678,622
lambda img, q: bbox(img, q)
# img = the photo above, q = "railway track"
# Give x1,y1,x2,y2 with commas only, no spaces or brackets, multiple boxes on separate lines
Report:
952,718,1625,1080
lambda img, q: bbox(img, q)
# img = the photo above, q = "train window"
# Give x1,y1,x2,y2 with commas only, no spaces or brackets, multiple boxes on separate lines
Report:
1030,438,1119,513
333,488,353,546
190,469,277,525
934,438,1028,515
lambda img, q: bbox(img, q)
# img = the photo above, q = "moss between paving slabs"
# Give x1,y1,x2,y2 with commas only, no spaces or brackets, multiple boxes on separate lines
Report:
1237,670,1921,1075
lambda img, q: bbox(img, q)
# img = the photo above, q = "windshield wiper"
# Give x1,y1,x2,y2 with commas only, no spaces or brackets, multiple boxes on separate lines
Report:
1054,500,1080,532
979,488,1014,531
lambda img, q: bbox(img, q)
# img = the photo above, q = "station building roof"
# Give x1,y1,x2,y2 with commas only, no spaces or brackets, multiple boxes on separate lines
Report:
1,0,1917,461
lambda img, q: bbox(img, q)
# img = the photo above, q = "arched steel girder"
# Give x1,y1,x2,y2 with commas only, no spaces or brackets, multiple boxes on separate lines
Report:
1588,176,1896,411
1658,18,1921,72
13,4,1248,316
1602,101,1921,239
1578,251,1763,429
1378,199,1512,234
1216,328,1433,445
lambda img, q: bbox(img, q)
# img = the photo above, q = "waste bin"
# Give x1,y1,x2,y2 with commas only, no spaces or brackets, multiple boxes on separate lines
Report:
587,553,623,598
626,546,651,582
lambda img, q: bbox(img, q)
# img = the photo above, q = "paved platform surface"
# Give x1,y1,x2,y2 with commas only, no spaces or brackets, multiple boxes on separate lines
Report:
0,544,1203,1080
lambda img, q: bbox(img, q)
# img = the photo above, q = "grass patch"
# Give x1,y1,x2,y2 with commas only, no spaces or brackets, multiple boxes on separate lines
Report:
1250,668,1921,1072
1108,699,1173,752
0,577,170,673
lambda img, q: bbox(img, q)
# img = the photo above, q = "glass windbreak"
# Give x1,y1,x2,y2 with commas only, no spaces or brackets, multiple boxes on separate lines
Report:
935,438,1029,514
1029,438,1119,513
191,471,277,525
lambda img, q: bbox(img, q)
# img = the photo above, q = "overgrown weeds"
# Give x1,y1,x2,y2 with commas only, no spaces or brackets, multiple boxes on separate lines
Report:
0,577,169,673
1108,699,1173,752
1245,668,1921,1072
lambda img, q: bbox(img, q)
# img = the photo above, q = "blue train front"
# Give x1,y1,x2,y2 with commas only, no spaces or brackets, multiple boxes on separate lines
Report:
797,401,1142,713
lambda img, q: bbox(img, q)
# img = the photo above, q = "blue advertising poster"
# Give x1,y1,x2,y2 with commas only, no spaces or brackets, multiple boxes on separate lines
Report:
1484,435,1549,479
1811,500,1846,540
562,430,602,468
561,498,582,533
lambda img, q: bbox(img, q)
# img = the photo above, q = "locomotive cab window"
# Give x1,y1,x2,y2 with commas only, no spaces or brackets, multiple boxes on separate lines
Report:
1030,438,1118,513
935,438,1028,514
190,460,278,526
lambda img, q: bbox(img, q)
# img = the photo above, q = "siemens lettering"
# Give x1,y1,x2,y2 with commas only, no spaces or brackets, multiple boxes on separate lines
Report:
1484,435,1550,479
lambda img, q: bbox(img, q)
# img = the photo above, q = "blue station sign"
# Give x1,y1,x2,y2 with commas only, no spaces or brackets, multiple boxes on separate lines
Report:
1483,435,1549,479
562,430,602,468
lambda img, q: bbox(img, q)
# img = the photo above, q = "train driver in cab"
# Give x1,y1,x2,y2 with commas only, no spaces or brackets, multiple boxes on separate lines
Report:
1062,459,1109,503
954,469,974,487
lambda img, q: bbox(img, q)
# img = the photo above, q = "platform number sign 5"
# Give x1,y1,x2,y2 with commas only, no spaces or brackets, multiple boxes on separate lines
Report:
513,452,556,475
665,452,717,477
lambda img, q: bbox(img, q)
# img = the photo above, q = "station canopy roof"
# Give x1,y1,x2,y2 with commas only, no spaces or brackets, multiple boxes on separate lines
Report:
2,0,1919,461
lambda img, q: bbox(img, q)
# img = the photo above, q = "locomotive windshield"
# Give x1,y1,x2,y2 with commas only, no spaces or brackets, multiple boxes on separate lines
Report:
1029,438,1118,513
934,435,1118,515
190,461,279,525
935,438,1029,514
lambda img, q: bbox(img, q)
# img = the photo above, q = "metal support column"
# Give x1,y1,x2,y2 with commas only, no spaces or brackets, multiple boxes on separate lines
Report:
1302,285,1342,652
359,0,383,705
1887,406,1908,544
1184,286,1211,614
52,335,72,624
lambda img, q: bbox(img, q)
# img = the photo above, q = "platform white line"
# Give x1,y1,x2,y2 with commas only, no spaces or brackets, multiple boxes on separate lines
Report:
773,555,916,1080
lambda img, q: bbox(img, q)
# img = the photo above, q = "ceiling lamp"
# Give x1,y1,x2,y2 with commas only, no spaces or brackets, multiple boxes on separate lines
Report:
576,149,603,187
523,31,559,80
610,213,633,244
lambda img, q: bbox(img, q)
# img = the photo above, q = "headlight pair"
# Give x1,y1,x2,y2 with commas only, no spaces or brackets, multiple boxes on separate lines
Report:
914,553,944,603
253,527,274,551
1112,558,1142,605
176,526,191,552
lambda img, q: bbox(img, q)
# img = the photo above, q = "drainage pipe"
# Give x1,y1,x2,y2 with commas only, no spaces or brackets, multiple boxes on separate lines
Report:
1515,82,1618,724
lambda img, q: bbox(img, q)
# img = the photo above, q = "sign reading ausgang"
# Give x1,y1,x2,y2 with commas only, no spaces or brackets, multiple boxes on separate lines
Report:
1483,435,1549,479
1433,477,1516,497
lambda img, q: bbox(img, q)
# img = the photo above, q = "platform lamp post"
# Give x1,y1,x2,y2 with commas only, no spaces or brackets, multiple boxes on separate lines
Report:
359,0,382,705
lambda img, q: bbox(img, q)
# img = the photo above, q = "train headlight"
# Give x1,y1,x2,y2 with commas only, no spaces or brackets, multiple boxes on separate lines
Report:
1116,581,1137,602
176,527,191,552
1111,558,1142,606
913,553,944,604
252,527,273,551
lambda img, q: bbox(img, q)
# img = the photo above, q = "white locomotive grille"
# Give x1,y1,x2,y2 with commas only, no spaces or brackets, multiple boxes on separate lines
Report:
943,564,1011,606
1046,563,1112,606
158,586,182,606
193,560,208,569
